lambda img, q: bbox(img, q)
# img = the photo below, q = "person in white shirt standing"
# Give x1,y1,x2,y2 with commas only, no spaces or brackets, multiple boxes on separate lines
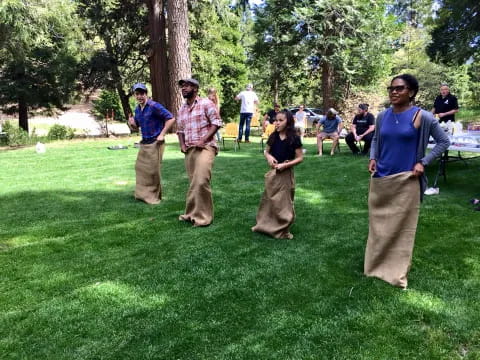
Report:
235,83,259,143
294,105,307,141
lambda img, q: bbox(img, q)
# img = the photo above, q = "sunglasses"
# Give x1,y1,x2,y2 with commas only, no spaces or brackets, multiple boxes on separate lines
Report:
387,85,409,93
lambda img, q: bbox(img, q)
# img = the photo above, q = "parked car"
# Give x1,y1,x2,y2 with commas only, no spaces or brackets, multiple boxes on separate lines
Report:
289,107,323,130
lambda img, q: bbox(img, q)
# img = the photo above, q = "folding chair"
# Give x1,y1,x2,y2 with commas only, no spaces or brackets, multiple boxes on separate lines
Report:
222,123,240,151
250,110,261,136
322,138,341,154
260,124,276,152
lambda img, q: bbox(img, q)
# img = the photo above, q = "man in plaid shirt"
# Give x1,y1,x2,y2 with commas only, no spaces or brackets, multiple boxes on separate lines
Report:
176,78,222,226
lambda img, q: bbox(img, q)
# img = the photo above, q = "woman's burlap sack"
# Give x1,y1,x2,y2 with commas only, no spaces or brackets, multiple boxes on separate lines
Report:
364,171,420,288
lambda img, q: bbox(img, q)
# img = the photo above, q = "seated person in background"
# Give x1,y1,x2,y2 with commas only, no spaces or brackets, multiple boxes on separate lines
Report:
316,108,343,156
345,103,375,155
263,103,280,131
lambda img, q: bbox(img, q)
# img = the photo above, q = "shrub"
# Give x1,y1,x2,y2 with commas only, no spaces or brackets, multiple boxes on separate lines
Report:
93,90,125,121
2,121,29,146
48,124,75,140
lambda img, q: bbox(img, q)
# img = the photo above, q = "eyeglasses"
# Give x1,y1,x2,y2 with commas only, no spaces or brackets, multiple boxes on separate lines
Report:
387,85,409,93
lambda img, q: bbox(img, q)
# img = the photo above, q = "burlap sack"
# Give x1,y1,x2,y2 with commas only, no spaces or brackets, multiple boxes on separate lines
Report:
135,141,165,204
364,171,420,288
252,168,295,239
179,146,216,226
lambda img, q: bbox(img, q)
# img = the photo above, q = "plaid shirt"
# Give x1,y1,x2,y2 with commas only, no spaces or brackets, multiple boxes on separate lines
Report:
134,99,173,141
177,97,222,149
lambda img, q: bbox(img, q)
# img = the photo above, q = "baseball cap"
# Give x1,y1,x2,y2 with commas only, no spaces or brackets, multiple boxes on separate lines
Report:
132,83,148,92
178,78,200,88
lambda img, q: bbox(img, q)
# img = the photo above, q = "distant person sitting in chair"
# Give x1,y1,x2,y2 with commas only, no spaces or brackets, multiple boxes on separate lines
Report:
263,103,281,131
345,103,375,155
316,108,343,156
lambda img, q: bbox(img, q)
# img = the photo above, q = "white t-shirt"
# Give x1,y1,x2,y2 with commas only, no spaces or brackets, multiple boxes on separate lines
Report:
237,90,258,113
295,111,306,127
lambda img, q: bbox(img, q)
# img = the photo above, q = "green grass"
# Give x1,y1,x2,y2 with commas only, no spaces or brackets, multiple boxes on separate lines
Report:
1,136,479,359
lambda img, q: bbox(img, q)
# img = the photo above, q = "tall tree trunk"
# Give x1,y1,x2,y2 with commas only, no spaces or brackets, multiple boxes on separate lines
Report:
105,39,130,122
18,95,28,132
321,61,334,111
116,85,131,121
167,0,192,117
147,0,169,108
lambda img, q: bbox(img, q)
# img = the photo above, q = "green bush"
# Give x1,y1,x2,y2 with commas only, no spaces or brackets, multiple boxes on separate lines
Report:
93,90,125,121
2,121,29,146
47,124,75,140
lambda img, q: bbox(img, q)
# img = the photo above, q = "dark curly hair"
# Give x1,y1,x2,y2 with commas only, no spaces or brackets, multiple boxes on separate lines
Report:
391,73,419,102
267,109,297,147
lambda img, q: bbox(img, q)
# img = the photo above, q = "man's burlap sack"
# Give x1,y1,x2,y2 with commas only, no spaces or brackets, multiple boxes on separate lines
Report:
252,168,295,239
135,142,165,204
364,171,420,288
179,146,216,226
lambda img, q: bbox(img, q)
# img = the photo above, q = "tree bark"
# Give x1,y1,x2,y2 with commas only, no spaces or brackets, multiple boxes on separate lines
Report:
116,85,131,121
146,0,169,108
167,0,192,117
105,38,131,122
18,95,28,132
322,61,334,111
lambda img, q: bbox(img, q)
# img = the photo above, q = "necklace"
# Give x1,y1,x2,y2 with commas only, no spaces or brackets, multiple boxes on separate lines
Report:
392,111,399,124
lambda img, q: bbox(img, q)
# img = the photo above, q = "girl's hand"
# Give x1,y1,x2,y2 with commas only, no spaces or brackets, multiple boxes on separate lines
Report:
368,159,376,174
268,158,278,168
412,162,424,177
275,162,288,171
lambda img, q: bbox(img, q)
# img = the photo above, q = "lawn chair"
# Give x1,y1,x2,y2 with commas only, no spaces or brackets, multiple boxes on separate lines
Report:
260,124,276,151
222,123,240,151
250,110,261,136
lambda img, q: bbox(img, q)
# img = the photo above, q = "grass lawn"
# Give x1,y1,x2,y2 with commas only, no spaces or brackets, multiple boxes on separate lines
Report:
1,136,479,359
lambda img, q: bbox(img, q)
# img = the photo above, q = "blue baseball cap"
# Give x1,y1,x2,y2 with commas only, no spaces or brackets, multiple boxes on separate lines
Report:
132,83,148,92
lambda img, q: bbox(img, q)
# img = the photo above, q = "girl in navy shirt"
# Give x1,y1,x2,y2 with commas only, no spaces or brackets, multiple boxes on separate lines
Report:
252,110,303,239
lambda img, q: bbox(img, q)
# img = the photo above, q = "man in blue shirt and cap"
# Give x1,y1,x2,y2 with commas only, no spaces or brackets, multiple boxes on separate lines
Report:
128,83,175,204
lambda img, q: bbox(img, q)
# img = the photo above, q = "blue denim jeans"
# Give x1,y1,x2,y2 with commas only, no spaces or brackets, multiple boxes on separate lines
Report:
238,112,253,141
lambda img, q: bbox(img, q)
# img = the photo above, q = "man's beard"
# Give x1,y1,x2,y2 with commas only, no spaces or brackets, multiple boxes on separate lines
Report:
182,89,195,99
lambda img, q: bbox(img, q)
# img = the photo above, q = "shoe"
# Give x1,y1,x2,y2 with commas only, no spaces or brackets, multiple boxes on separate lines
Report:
245,140,250,143
424,187,439,195
470,198,480,205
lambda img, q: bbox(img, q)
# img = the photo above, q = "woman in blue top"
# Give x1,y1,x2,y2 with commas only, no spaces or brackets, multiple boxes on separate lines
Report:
252,110,304,239
364,74,450,289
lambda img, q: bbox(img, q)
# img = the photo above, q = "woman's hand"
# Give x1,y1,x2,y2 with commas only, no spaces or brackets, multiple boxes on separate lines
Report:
412,162,424,177
368,159,376,174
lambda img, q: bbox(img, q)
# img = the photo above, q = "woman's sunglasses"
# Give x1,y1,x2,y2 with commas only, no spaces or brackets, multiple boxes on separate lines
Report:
387,85,409,93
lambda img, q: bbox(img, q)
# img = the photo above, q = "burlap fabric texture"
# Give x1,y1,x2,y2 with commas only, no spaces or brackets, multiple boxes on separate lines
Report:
252,168,295,239
364,171,420,288
134,141,165,204
179,146,216,226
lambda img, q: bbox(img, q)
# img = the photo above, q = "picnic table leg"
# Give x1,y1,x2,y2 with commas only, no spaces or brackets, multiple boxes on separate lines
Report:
432,150,448,188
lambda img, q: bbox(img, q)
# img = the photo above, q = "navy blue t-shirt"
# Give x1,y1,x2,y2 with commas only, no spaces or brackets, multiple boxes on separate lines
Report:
269,132,302,163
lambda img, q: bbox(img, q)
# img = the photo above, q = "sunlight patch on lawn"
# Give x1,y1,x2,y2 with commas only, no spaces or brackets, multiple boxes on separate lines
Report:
2,234,38,249
77,281,169,309
296,187,325,205
400,291,447,313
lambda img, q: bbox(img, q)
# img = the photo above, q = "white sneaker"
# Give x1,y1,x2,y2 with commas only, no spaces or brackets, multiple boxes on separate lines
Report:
424,187,439,195
302,149,307,154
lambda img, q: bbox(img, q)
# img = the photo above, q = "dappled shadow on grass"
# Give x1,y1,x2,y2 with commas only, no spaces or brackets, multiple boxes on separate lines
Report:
1,143,480,359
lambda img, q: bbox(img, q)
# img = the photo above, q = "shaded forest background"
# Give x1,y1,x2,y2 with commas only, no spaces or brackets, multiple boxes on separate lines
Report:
0,0,479,132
